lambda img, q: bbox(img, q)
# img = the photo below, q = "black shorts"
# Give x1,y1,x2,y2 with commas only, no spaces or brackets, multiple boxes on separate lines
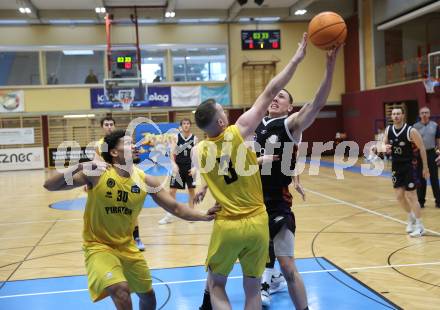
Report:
170,163,195,189
265,199,296,239
391,161,421,191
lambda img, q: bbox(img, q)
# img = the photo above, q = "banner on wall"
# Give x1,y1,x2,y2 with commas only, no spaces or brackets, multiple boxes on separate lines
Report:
0,128,35,145
47,146,96,168
90,86,172,109
201,85,230,106
135,123,179,166
0,147,44,171
171,86,201,107
0,90,24,113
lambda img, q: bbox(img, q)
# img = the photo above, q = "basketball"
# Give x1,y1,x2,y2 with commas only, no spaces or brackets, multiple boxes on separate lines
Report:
308,12,347,50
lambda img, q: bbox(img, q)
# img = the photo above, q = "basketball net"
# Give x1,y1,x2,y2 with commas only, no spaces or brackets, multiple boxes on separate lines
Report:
423,77,439,94
118,89,135,111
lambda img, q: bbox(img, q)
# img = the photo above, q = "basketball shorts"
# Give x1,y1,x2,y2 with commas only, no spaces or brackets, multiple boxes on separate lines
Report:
205,211,269,278
84,242,152,302
170,163,195,189
391,161,421,191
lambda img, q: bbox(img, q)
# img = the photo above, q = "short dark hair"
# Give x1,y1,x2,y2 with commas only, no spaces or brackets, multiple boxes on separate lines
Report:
195,99,217,129
180,118,192,125
282,88,293,104
392,107,405,113
101,129,125,163
100,116,116,127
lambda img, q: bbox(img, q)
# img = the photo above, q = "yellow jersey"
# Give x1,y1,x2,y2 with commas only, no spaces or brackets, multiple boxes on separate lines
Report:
96,137,105,155
83,166,147,248
198,125,265,220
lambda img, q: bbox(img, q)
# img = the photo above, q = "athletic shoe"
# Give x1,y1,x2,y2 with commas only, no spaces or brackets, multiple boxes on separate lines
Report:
409,225,425,238
269,272,287,294
135,238,145,251
158,214,173,225
261,282,271,306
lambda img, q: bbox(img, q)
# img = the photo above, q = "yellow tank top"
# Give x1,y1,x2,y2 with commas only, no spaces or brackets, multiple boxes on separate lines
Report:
198,125,265,220
83,166,147,248
96,137,105,154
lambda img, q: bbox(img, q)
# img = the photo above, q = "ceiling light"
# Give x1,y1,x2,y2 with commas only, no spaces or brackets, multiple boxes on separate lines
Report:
62,50,94,55
18,7,31,14
294,9,307,15
170,11,175,18
63,114,95,119
95,7,106,14
24,7,31,14
255,17,280,22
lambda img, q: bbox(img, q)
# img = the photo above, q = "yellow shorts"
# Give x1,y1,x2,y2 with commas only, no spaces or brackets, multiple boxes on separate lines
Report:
206,211,269,277
84,243,152,302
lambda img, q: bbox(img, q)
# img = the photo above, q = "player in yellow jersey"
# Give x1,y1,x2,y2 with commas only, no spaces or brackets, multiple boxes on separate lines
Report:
95,116,146,251
194,33,308,310
44,129,219,310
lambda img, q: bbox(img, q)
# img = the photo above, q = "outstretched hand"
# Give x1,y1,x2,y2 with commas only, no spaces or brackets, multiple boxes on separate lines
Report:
326,44,342,69
293,32,308,63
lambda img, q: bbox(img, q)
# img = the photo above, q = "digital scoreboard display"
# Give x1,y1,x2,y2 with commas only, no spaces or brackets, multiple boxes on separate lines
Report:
116,56,133,70
241,30,281,50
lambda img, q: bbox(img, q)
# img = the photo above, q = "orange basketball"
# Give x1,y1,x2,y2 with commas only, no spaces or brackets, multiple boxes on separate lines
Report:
308,12,347,50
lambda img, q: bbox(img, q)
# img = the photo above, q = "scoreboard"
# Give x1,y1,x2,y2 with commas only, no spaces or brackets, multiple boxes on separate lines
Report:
110,51,138,78
241,30,281,50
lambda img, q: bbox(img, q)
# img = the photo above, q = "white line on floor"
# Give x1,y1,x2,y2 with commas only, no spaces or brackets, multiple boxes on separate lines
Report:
1,261,440,299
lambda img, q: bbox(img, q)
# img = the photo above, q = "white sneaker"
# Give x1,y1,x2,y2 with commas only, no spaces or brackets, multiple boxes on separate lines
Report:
409,225,425,238
261,285,271,307
269,272,287,294
135,238,145,251
158,214,173,225
406,221,415,233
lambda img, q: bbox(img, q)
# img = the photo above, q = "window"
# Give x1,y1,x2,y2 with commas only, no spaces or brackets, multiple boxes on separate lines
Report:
141,49,167,83
45,50,105,85
172,47,227,82
0,52,40,86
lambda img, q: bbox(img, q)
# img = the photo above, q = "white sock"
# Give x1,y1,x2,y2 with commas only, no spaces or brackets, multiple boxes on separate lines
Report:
415,218,423,226
408,212,416,222
262,268,274,285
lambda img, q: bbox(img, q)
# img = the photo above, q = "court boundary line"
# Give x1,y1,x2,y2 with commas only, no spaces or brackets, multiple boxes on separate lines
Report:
1,260,440,299
305,188,440,236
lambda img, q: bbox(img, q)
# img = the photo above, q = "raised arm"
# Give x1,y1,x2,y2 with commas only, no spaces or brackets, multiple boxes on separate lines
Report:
285,45,341,134
236,33,308,138
145,174,218,221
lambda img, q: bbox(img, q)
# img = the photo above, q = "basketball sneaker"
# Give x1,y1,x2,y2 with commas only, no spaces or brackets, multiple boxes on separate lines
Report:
409,225,425,238
135,238,145,251
261,282,271,307
158,213,174,225
269,272,287,294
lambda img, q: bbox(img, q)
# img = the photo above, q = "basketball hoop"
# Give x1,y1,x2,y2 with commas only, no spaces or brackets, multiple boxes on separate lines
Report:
423,77,439,94
118,89,135,111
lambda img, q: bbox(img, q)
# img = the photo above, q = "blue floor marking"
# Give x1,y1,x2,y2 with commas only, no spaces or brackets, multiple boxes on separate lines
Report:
0,258,401,310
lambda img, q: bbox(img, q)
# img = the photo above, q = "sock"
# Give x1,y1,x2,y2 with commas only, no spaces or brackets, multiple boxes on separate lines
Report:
200,289,212,310
133,226,139,240
265,241,276,269
408,212,416,222
415,218,423,226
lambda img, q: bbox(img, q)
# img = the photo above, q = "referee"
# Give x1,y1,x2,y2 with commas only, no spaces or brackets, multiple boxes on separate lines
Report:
413,107,440,208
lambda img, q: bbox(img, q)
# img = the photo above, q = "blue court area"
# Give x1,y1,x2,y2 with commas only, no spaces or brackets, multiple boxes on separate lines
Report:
50,192,188,211
0,257,400,310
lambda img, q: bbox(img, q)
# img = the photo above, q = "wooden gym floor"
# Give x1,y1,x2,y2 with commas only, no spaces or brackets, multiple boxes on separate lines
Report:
0,159,439,309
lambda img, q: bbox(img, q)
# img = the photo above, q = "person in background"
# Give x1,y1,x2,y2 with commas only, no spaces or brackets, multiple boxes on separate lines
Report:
413,106,440,208
85,69,99,84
